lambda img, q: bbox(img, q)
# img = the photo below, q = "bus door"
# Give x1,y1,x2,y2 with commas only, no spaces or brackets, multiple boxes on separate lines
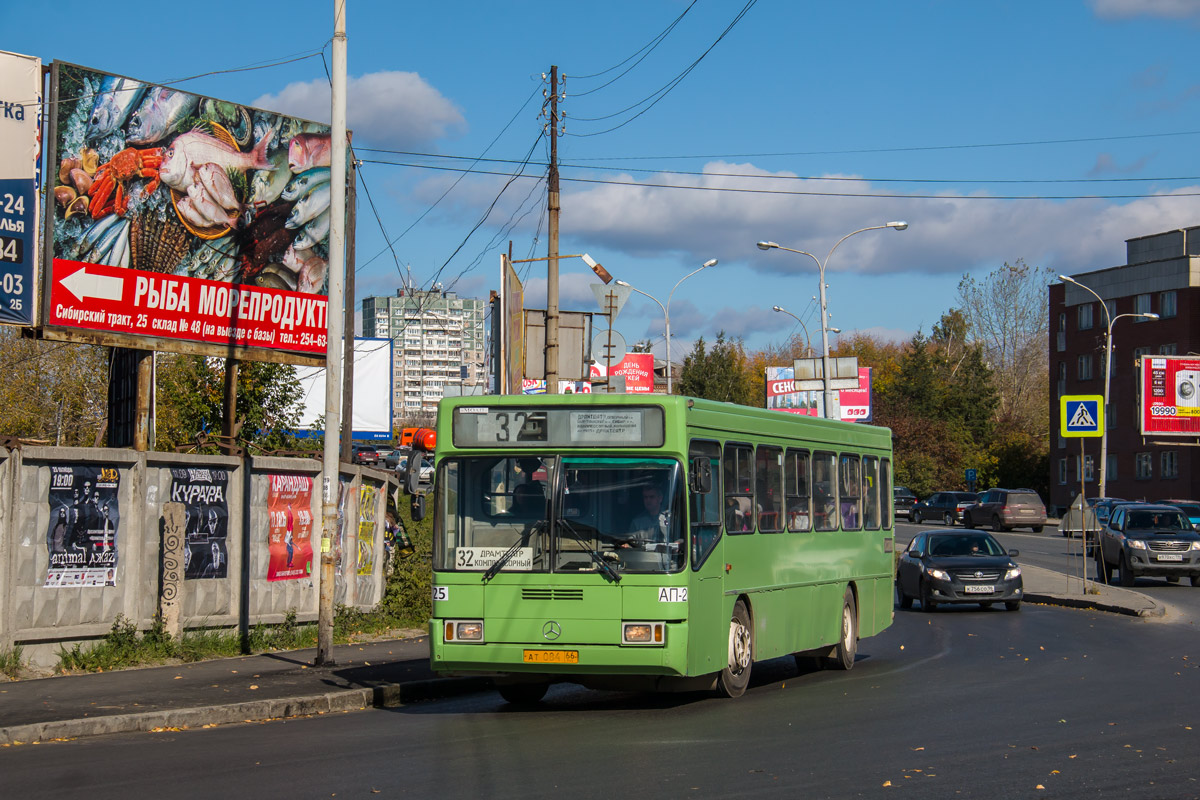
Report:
686,440,726,677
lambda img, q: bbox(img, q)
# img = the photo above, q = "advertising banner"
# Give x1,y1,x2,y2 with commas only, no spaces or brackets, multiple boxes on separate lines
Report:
169,467,230,579
266,474,313,581
0,50,42,326
765,365,872,421
357,484,377,576
45,62,337,361
294,338,393,438
45,464,120,587
1140,355,1200,436
590,352,655,393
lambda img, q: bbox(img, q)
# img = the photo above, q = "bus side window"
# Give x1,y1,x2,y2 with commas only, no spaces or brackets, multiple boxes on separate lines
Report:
756,445,783,532
689,440,723,570
862,456,880,530
881,458,893,527
813,451,838,531
723,443,754,534
785,448,811,532
840,455,862,531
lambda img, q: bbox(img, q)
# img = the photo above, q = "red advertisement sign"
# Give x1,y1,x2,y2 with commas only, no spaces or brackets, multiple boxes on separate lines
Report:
765,365,872,421
1140,355,1200,436
589,352,656,393
49,259,328,352
838,367,873,422
267,473,314,581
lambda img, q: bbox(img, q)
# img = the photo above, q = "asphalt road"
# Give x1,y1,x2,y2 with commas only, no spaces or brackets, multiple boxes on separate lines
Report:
895,520,1200,622
4,598,1198,798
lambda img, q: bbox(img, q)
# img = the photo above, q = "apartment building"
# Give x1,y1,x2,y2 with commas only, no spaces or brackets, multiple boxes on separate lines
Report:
1049,226,1200,514
361,287,487,423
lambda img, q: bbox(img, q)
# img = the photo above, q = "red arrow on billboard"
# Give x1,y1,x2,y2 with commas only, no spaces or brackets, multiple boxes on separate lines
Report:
59,264,124,302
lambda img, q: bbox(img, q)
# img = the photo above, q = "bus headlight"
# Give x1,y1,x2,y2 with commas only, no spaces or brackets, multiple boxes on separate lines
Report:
444,620,484,642
623,622,665,645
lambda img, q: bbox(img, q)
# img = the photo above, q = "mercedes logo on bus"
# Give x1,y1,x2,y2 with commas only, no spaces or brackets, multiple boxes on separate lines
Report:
542,621,562,641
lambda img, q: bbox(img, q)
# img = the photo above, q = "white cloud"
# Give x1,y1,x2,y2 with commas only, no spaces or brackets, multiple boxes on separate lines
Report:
253,71,465,148
1090,0,1200,18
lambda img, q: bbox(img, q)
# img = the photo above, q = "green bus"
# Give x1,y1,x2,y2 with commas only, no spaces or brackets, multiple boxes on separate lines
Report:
425,393,896,702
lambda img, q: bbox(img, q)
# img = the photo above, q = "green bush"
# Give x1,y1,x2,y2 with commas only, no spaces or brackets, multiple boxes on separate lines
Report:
1,644,23,680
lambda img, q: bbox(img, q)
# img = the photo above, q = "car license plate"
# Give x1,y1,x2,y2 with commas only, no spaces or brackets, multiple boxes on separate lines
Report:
523,649,578,664
1156,554,1184,562
964,585,994,594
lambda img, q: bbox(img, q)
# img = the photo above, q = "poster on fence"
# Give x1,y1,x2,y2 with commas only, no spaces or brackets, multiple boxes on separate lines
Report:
170,467,230,579
266,473,313,581
45,464,121,587
357,484,377,576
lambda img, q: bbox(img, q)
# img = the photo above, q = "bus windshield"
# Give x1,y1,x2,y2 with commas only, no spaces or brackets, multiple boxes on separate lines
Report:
434,455,685,576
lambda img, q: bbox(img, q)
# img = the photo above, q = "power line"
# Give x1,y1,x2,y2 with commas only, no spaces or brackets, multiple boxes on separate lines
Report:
568,0,699,93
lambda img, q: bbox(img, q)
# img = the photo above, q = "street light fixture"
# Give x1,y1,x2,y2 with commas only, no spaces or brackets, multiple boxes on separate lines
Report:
772,305,812,356
1058,274,1159,498
757,222,908,418
616,258,718,394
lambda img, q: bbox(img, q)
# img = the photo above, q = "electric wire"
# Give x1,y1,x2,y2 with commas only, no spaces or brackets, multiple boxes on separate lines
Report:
568,0,699,94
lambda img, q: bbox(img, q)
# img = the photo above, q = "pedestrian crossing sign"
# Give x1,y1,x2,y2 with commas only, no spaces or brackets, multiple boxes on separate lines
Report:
1060,395,1104,437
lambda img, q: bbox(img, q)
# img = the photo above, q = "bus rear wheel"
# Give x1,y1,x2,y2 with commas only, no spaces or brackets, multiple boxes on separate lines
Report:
717,600,752,698
827,588,858,671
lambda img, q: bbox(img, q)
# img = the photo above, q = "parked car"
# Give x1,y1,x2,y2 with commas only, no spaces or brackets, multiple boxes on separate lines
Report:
895,529,1023,611
1095,503,1200,587
352,444,380,467
894,487,918,521
963,488,1047,533
1157,499,1200,531
910,492,979,526
384,447,410,471
1091,497,1132,529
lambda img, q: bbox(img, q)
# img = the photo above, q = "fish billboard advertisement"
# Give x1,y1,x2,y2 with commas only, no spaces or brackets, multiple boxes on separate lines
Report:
1139,355,1200,436
43,62,340,364
0,50,42,326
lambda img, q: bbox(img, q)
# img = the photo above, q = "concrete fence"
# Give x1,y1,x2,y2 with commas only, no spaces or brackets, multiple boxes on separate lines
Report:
0,446,398,667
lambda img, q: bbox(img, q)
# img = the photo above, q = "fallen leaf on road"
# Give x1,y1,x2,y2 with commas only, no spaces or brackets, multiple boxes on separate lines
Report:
249,685,259,690
1036,785,1045,790
882,781,891,787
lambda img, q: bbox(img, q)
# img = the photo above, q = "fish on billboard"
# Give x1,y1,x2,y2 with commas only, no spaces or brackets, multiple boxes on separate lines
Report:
46,63,338,356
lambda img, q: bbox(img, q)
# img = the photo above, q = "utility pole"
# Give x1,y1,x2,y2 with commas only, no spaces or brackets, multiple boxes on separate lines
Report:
545,65,561,394
317,0,348,667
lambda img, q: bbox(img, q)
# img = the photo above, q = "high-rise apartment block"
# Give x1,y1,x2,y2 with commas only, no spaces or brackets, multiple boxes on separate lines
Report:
362,288,487,423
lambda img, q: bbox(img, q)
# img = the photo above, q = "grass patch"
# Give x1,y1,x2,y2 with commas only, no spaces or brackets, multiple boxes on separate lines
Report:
1,644,24,680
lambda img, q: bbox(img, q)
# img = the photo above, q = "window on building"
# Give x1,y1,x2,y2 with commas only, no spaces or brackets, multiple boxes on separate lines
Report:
1078,304,1094,330
1161,451,1179,479
1105,299,1117,324
1135,452,1153,480
1135,293,1151,320
1160,290,1177,318
1159,343,1177,355
1057,312,1066,352
1083,455,1094,483
1058,459,1067,485
1106,455,1118,482
1078,354,1093,380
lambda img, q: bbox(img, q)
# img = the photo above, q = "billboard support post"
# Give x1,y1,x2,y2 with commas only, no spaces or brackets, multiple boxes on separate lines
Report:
317,0,348,667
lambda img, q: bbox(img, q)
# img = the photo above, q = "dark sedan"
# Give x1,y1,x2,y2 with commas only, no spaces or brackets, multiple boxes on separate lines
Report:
894,487,918,521
896,530,1023,611
910,491,979,526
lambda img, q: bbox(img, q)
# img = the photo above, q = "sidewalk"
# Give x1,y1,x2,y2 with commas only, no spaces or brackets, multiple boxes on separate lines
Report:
0,566,1166,746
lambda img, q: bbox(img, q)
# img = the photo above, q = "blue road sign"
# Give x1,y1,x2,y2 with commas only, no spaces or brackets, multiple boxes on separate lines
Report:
1060,395,1104,438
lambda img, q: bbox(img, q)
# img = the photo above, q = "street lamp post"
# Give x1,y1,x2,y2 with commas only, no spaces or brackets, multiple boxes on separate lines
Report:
772,305,812,356
1058,275,1159,498
616,258,717,394
758,222,908,418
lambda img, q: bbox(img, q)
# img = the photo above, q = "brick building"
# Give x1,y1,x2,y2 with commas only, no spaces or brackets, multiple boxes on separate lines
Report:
1049,227,1200,514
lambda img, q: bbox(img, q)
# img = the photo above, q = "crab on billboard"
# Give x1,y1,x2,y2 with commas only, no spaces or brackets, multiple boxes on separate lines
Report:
43,62,339,364
0,50,42,326
1139,355,1200,436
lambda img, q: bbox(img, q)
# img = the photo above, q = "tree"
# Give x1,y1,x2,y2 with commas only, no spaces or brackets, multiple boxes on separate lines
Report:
0,330,108,446
155,356,304,453
677,332,760,406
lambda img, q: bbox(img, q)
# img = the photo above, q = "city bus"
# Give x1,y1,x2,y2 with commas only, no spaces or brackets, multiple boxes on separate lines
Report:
424,393,895,702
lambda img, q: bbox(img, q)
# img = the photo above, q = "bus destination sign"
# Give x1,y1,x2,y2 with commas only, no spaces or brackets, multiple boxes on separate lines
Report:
453,406,664,448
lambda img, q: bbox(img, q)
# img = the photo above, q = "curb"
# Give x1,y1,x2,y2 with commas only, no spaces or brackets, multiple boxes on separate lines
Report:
0,675,493,746
1024,591,1166,619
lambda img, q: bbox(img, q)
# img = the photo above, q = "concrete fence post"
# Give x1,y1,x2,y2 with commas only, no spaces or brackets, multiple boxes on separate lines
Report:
160,502,186,639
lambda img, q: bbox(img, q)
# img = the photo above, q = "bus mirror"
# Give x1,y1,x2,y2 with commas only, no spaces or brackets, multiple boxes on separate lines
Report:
406,452,425,495
410,494,425,521
690,457,712,494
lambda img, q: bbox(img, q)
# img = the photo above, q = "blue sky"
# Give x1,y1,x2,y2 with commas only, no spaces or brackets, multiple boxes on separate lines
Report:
9,0,1200,360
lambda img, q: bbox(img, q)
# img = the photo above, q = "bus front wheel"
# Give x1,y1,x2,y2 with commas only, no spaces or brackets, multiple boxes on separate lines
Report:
827,588,858,671
717,600,753,698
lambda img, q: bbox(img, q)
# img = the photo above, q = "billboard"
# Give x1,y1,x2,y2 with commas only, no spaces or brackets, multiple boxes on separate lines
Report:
766,365,872,421
0,50,42,326
294,337,394,439
43,62,339,364
590,352,656,393
1139,355,1200,437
